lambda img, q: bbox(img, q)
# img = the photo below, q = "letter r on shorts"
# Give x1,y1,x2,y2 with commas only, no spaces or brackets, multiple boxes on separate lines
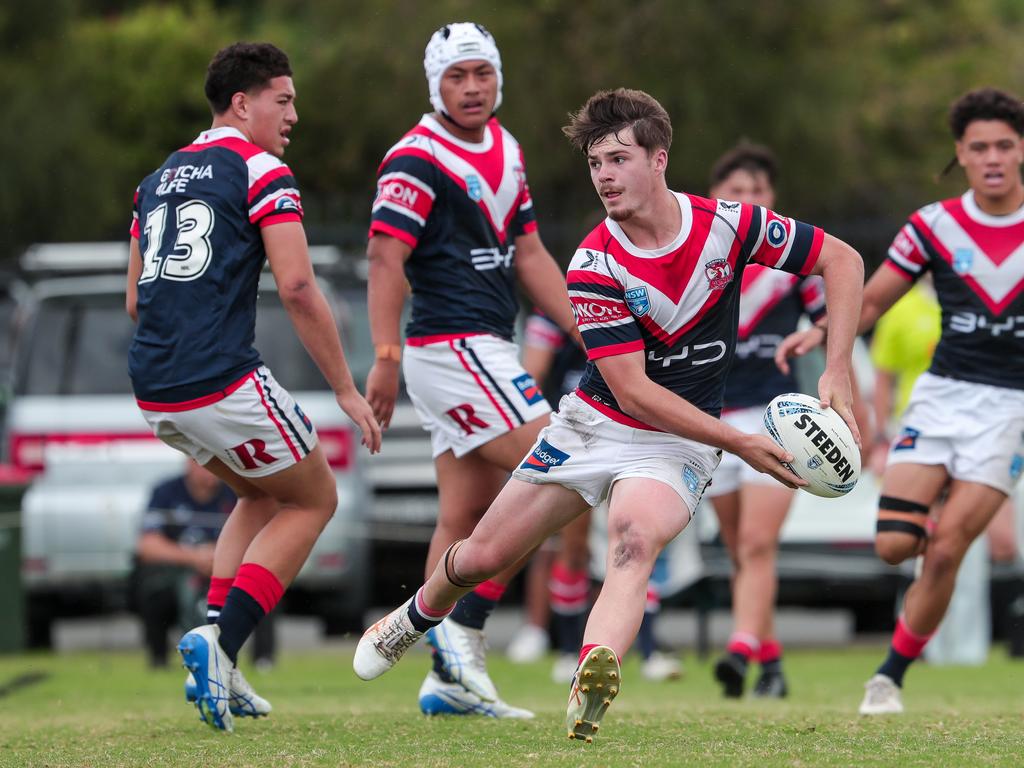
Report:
231,439,279,470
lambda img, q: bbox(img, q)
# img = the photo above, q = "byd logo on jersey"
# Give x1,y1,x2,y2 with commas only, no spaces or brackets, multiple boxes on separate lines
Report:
512,373,545,406
520,439,569,473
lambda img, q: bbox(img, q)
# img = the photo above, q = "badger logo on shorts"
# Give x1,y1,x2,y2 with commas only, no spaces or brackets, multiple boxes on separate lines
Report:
512,373,545,405
521,439,569,473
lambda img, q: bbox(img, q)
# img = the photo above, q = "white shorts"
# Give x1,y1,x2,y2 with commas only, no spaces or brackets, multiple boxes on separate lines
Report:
137,366,319,478
511,392,721,514
706,405,785,497
887,372,1024,495
403,334,552,458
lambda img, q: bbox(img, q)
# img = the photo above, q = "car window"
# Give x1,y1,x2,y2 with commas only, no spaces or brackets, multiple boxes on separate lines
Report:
15,288,364,396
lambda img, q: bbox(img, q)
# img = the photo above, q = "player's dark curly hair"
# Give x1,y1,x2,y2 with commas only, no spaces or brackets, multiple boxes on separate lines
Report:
205,42,292,115
709,141,778,188
563,88,672,155
949,87,1024,139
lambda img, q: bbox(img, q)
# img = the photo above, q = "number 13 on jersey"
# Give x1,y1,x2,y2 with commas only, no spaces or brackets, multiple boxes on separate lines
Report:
140,200,216,283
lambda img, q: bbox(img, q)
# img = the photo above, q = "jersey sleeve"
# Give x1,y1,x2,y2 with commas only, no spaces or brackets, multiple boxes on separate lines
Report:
566,249,643,360
129,186,141,239
524,311,566,352
510,148,538,238
747,205,824,276
247,153,303,228
798,275,826,322
368,153,438,248
884,220,930,281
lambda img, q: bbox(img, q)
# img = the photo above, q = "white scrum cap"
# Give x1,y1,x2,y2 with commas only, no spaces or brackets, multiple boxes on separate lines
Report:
424,22,503,115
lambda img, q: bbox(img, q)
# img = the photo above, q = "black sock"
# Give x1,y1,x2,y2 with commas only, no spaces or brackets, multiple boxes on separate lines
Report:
729,651,750,672
448,590,497,631
206,604,222,625
554,611,587,654
215,588,265,664
637,610,657,660
876,646,915,687
406,590,449,633
761,657,783,676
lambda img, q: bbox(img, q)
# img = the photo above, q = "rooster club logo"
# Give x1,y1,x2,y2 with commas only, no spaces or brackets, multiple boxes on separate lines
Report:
520,439,569,473
705,259,733,290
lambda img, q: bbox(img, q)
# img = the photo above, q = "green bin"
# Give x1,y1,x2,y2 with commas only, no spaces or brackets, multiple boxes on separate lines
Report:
0,481,28,653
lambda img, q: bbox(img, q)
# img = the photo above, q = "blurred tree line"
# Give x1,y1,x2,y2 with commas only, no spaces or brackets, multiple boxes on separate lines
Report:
2,0,1024,268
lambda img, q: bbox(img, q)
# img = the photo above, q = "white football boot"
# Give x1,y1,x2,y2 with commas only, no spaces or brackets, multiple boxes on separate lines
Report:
566,646,620,743
418,672,534,719
427,620,499,702
640,651,683,682
177,624,233,732
186,667,272,718
506,623,549,664
353,596,425,681
859,674,904,715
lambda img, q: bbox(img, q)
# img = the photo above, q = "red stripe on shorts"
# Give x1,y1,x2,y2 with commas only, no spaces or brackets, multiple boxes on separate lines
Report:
449,340,514,431
252,373,300,462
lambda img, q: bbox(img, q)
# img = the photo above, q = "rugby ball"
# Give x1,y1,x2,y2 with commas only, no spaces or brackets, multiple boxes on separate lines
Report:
763,392,860,498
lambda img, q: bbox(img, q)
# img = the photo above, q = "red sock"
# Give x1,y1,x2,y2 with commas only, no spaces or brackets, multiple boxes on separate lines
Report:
726,632,760,660
578,643,621,667
759,638,782,664
232,562,284,614
473,579,506,602
892,615,932,659
206,576,233,609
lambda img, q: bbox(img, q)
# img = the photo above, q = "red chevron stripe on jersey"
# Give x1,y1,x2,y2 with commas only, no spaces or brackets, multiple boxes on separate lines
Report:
377,115,530,244
736,266,800,339
909,195,1024,315
566,192,824,421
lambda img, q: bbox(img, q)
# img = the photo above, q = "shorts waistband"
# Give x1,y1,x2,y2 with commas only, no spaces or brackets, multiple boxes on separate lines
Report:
405,332,490,347
574,389,661,432
136,370,254,412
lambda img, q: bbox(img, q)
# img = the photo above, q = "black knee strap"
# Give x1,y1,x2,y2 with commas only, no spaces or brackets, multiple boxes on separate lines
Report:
443,540,482,590
878,496,929,515
876,519,927,538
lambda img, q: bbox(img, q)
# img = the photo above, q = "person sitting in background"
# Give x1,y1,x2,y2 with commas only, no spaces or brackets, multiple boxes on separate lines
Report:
135,460,275,670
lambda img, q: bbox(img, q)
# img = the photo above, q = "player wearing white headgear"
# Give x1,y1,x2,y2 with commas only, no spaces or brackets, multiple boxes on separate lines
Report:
364,22,579,718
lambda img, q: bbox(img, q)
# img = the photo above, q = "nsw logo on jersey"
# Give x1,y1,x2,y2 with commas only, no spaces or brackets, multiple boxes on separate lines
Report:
512,373,545,405
624,286,651,316
705,259,733,291
466,174,483,202
520,439,569,473
953,247,974,275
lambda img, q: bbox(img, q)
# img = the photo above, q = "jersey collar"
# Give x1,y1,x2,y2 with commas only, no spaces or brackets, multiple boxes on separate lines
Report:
194,126,250,145
961,189,1024,227
604,192,693,259
419,114,495,153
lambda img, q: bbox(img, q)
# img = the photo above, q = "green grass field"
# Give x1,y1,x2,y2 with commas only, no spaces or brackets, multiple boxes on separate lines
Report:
0,644,1021,768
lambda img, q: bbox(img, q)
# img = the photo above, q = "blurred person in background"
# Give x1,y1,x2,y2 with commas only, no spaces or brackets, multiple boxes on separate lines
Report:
135,460,276,671
777,87,1024,714
705,142,828,700
364,22,579,718
127,42,380,732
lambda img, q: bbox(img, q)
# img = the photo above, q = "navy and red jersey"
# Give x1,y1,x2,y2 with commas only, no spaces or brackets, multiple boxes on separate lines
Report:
567,192,823,427
368,115,537,342
128,127,303,403
886,191,1024,391
722,266,825,409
